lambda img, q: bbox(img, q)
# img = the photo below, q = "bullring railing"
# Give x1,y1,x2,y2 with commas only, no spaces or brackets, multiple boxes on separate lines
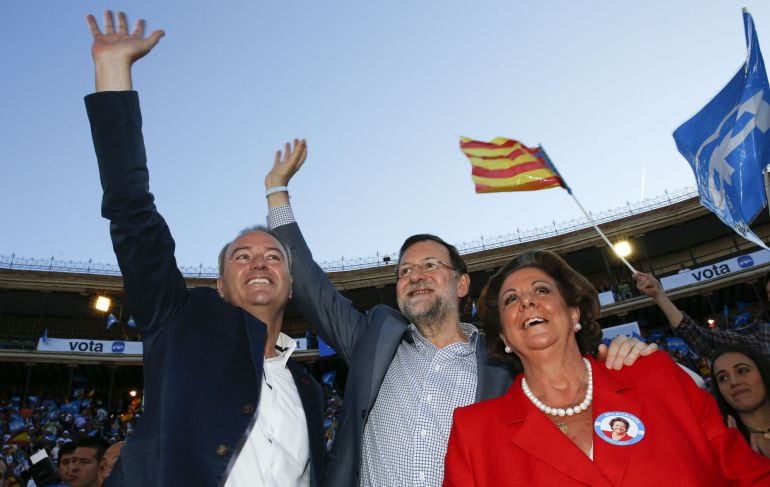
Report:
1,187,698,277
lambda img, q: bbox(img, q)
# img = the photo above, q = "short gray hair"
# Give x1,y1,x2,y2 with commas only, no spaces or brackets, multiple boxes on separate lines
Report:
218,225,292,276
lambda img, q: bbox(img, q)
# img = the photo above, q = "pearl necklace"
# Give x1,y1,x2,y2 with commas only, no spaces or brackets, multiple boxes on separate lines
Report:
521,357,593,417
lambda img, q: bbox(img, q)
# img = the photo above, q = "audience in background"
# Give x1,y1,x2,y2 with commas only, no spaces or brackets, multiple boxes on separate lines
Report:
635,271,770,356
0,394,132,485
0,379,344,485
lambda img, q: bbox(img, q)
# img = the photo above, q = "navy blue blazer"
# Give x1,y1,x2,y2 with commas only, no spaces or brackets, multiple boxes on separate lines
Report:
273,222,515,487
86,91,325,486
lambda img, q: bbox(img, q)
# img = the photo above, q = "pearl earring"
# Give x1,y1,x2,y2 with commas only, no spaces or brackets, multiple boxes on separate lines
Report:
574,322,582,332
504,346,512,354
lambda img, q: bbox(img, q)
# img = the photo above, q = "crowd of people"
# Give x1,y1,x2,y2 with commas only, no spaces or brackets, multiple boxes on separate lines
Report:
0,373,347,486
0,392,135,486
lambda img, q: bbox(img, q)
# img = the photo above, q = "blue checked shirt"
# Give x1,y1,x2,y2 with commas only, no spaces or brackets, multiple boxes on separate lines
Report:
360,323,478,487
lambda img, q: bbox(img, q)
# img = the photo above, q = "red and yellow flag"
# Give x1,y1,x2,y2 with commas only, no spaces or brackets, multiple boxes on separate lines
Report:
459,137,566,193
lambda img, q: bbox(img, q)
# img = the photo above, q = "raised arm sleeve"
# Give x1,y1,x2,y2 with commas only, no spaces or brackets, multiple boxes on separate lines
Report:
85,91,188,336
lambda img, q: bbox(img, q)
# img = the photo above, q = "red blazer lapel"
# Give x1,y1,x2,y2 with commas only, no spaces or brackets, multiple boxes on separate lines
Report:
502,376,614,487
591,359,645,486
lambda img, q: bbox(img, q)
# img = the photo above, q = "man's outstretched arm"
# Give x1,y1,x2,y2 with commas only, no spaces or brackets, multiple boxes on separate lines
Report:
265,141,372,364
600,334,658,370
85,11,187,335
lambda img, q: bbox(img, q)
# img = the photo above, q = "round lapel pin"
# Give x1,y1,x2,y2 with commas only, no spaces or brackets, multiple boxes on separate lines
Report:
594,411,645,446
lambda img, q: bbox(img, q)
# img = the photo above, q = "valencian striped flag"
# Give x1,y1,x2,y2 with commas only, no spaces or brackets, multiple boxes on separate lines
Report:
459,137,568,193
459,136,637,272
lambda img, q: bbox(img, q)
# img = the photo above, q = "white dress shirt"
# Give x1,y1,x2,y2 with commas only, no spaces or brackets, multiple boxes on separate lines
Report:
225,333,310,486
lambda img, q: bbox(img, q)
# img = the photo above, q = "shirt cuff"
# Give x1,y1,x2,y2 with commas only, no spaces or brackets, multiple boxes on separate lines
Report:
676,312,696,330
267,205,295,230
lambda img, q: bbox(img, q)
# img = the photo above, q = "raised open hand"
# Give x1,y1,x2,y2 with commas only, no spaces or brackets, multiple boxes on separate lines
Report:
87,10,164,67
265,139,307,189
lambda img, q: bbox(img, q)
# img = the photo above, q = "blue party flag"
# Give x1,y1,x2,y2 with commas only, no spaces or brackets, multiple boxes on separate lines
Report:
673,10,770,250
106,314,118,329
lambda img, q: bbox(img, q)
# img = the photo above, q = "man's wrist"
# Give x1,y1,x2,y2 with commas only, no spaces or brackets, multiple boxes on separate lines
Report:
266,186,289,197
94,62,133,92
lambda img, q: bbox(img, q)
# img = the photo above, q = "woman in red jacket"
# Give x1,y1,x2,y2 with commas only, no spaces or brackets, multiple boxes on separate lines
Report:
443,250,770,486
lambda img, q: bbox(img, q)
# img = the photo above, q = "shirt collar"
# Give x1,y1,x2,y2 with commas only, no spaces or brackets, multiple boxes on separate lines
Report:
404,322,479,351
265,332,297,368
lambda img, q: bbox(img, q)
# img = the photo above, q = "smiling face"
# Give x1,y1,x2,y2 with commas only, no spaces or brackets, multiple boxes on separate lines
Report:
611,419,628,435
497,267,580,358
714,352,768,414
395,240,469,327
217,231,292,314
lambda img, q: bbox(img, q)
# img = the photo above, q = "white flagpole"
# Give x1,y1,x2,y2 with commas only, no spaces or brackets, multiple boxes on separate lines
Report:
537,145,637,274
568,192,636,273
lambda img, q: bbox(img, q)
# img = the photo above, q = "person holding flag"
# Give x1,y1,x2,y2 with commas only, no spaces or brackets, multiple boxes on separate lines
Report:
633,270,770,357
628,8,770,360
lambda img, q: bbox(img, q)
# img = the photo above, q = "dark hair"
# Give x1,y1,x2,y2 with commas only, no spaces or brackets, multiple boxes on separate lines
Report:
398,234,470,311
610,417,630,430
710,344,770,442
75,436,109,463
479,249,603,374
218,225,292,276
398,234,467,275
58,442,77,463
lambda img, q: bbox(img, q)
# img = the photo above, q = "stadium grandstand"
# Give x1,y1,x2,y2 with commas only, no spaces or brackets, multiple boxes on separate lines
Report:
2,186,770,473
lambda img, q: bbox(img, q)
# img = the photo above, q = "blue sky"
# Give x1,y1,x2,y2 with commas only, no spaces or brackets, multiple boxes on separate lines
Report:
2,1,770,268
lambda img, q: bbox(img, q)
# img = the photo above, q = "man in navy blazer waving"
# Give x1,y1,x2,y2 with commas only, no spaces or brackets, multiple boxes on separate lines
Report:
84,11,324,486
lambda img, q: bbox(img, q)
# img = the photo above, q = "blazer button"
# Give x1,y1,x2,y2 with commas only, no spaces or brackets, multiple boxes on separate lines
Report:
216,444,229,457
242,404,255,414
361,409,367,419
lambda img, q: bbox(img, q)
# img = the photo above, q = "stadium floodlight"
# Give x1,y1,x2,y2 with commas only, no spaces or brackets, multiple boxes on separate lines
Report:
613,241,632,258
94,295,111,312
